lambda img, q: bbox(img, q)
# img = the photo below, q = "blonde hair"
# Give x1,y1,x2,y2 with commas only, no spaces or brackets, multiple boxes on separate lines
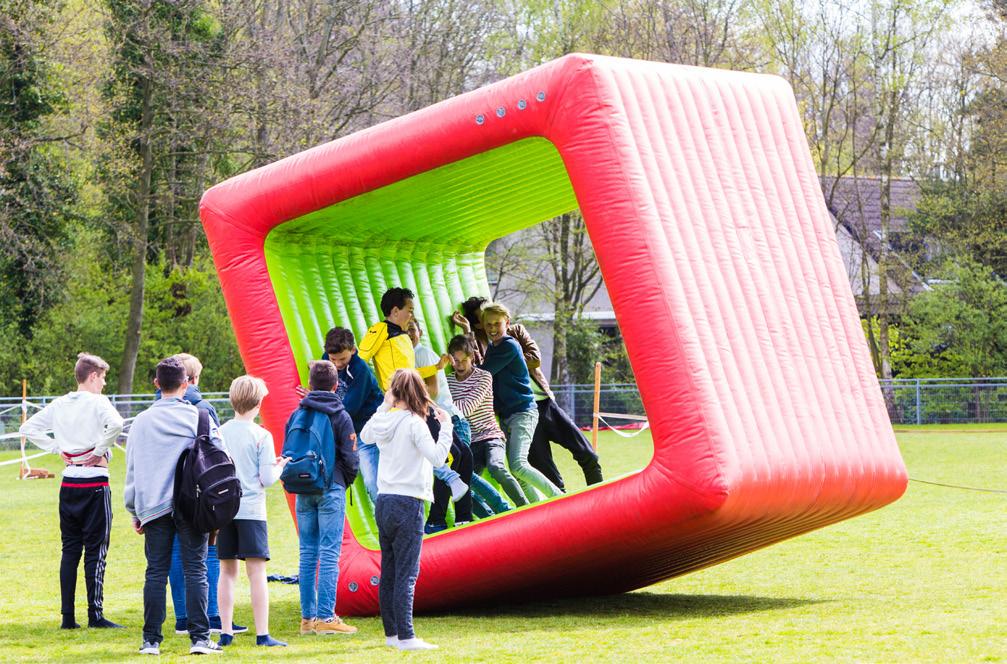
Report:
75,353,110,384
389,369,432,418
229,375,268,414
480,302,511,322
174,353,204,382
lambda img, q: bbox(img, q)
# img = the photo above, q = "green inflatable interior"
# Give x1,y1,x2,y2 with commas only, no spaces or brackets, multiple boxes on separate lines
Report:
264,137,579,548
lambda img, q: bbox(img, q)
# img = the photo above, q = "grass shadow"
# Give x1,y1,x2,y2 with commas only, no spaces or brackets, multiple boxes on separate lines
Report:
442,591,827,623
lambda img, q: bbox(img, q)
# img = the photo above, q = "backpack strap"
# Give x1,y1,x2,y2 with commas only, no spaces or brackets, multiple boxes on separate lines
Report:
196,408,209,441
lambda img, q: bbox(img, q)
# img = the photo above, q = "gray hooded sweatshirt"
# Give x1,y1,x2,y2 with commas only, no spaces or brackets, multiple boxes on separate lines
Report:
123,396,223,525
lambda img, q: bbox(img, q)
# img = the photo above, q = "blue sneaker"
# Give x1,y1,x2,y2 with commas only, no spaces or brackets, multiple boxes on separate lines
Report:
209,616,247,634
424,522,447,535
256,634,287,647
218,634,234,647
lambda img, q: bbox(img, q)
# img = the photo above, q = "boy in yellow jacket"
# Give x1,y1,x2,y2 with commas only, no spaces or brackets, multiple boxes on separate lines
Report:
357,287,464,503
358,288,446,390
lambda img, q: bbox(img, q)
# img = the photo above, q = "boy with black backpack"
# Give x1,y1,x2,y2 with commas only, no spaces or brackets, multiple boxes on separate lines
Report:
282,360,359,636
124,356,226,656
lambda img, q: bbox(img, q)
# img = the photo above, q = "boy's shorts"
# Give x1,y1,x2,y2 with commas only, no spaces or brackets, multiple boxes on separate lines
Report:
216,519,269,560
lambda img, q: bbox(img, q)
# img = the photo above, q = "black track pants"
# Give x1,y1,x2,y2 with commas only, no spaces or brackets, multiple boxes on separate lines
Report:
528,398,604,491
58,476,112,616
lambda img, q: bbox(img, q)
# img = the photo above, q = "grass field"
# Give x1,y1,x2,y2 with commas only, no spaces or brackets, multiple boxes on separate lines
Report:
0,427,1003,662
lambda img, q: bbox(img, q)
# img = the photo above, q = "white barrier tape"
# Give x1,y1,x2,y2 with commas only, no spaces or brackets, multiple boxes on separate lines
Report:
0,450,48,467
596,414,650,438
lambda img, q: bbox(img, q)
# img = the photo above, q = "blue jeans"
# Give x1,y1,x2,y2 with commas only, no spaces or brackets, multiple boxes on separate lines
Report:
296,487,347,620
470,473,512,517
169,537,219,620
503,409,562,502
358,442,380,503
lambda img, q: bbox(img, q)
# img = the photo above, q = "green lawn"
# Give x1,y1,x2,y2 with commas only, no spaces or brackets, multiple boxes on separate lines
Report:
0,429,1003,662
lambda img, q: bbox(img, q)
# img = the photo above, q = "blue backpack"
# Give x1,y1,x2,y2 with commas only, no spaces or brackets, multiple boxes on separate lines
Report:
280,407,334,495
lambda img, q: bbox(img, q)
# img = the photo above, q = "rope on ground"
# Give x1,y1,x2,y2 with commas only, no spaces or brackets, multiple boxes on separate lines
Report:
596,414,650,438
909,478,1007,494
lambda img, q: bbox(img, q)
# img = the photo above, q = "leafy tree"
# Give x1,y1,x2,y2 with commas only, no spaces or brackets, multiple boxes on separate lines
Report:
0,0,77,337
895,259,1007,377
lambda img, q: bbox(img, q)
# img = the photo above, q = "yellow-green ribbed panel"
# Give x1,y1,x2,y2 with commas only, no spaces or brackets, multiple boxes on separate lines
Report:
264,137,578,548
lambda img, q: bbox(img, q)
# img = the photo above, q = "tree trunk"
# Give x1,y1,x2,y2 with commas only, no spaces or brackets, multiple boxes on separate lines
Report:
118,75,155,394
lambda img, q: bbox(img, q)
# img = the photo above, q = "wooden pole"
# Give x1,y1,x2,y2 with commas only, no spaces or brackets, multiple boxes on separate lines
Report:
591,361,601,451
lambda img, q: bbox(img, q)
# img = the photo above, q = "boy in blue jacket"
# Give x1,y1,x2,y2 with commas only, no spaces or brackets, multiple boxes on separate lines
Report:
323,328,383,501
290,360,359,636
479,303,562,503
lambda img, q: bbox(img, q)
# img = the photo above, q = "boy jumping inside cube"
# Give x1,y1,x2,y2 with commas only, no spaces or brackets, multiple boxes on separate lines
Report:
20,352,125,630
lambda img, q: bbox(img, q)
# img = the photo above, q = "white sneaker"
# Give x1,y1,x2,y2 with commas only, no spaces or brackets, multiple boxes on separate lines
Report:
448,478,469,502
386,635,400,647
138,641,160,655
190,639,223,655
397,637,439,651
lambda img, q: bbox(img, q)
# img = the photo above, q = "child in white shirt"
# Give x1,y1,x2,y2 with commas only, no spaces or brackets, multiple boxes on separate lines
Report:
216,376,289,648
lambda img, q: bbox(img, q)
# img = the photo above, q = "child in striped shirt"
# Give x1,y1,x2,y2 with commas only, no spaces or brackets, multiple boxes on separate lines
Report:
445,336,528,506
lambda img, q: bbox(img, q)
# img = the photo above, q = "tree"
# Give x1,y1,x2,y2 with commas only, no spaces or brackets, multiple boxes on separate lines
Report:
0,0,77,341
895,258,1007,377
101,0,227,393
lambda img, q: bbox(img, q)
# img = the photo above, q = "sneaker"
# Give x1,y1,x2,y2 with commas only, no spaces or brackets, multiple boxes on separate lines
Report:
189,639,223,655
299,618,315,635
424,522,447,535
218,634,233,647
175,618,188,635
454,521,471,528
448,477,469,502
138,641,160,655
397,637,439,651
209,616,247,634
256,634,287,647
386,635,400,648
314,616,357,635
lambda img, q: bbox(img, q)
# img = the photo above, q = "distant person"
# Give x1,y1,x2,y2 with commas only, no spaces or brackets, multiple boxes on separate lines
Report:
124,356,224,655
19,353,125,630
454,296,603,490
474,302,562,502
288,361,359,636
445,335,528,507
162,353,243,636
361,369,451,651
216,376,289,647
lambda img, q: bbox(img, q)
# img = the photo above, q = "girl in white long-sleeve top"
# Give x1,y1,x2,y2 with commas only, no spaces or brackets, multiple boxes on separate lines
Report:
361,368,451,652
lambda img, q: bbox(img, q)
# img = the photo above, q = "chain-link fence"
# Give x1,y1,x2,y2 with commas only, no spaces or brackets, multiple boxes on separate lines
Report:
4,378,1006,449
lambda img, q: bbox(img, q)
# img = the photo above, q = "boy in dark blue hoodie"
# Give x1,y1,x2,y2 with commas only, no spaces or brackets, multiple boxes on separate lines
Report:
323,328,383,502
290,360,359,636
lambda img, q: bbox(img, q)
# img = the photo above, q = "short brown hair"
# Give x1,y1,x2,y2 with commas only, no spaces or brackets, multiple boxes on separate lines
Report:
480,302,511,322
309,360,339,392
229,375,268,414
75,353,110,384
174,353,203,382
324,327,356,356
388,368,432,418
447,335,474,356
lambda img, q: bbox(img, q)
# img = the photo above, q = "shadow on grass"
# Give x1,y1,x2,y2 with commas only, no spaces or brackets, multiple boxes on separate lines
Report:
439,591,826,624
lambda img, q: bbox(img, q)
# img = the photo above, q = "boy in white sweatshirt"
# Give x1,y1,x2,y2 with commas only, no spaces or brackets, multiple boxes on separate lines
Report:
361,368,451,652
20,353,125,630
